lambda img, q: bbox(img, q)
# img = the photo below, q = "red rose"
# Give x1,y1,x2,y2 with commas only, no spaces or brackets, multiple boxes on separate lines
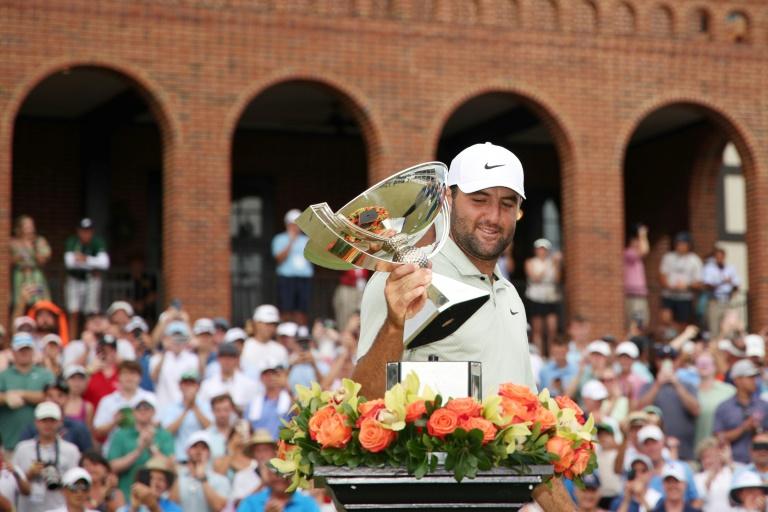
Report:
555,396,585,424
358,417,397,453
459,416,497,444
427,408,459,438
405,400,427,423
445,397,482,419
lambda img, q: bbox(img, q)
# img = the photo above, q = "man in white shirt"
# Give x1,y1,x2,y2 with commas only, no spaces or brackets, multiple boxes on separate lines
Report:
240,305,288,380
198,342,260,413
93,360,157,439
659,232,703,332
701,244,741,337
149,321,198,410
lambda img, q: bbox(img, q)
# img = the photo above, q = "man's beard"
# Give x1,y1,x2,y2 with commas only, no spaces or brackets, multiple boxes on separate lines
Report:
450,209,515,262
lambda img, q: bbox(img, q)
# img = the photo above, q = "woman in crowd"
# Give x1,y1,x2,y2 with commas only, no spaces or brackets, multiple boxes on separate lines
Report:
693,438,733,512
525,238,562,356
10,214,51,308
213,419,254,480
64,365,95,430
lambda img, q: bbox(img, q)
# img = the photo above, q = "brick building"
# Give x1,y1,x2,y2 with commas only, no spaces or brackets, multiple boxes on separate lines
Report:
1,0,766,335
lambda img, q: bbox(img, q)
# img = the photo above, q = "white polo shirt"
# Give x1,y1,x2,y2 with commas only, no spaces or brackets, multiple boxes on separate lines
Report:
149,349,198,410
240,339,288,380
358,237,536,398
198,370,261,411
93,388,158,429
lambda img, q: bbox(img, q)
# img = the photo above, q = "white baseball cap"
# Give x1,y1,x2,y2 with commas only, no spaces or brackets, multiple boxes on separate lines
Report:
62,467,92,488
745,334,765,358
284,209,302,225
447,142,526,199
224,327,248,344
253,304,280,323
40,333,62,347
587,340,612,357
193,318,216,336
125,316,149,334
638,424,665,444
661,462,687,482
533,238,552,250
35,401,62,421
277,322,298,337
185,430,212,451
64,365,88,379
107,301,134,317
616,341,639,359
581,379,609,401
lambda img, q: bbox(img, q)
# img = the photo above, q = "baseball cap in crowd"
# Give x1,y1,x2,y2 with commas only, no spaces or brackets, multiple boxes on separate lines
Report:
297,325,310,338
261,364,286,374
637,425,664,444
62,467,92,489
64,365,87,379
224,327,248,344
213,317,230,331
745,334,766,359
628,453,653,469
533,238,552,250
643,405,663,419
674,231,691,244
185,430,212,451
596,423,615,436
284,209,302,225
107,301,134,318
35,401,62,421
627,411,649,427
40,333,62,347
98,334,118,349
661,462,687,482
179,370,200,383
253,305,280,324
134,395,157,410
125,316,149,334
276,322,298,338
616,341,640,359
13,316,36,333
581,473,601,490
587,340,611,357
581,380,609,401
218,343,240,358
165,321,191,340
79,218,94,230
11,332,36,351
193,318,216,336
447,142,526,199
731,359,761,379
730,470,768,505
718,339,746,358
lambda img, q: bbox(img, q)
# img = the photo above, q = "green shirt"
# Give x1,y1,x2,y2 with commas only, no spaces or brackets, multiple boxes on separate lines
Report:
107,426,174,500
695,380,736,448
0,365,54,449
358,237,537,398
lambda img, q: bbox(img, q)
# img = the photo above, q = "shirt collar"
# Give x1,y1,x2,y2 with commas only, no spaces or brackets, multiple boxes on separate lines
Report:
440,237,507,284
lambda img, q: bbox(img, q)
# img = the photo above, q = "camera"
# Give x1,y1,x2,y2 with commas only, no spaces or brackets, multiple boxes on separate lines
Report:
41,463,62,490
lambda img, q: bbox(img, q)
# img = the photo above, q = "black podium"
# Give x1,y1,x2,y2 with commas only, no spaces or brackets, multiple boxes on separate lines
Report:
314,465,553,511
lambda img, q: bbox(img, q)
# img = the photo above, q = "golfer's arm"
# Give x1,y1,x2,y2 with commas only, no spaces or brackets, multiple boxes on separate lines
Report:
352,320,404,400
532,478,576,512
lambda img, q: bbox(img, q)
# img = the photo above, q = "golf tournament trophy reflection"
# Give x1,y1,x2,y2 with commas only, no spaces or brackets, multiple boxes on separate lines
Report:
295,162,489,348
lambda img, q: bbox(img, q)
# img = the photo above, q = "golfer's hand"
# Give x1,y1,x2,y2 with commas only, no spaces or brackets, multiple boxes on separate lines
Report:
384,264,432,329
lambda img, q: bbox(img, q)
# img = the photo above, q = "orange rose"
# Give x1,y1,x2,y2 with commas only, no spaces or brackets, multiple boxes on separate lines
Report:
405,400,427,423
498,383,539,407
570,442,593,476
499,397,537,425
445,398,482,419
427,408,459,438
315,409,352,449
546,436,576,474
532,406,556,432
358,399,386,419
308,406,336,441
555,396,585,423
459,416,497,444
358,417,397,453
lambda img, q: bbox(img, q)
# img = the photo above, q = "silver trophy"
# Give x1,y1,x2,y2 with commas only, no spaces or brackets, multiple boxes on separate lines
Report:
295,162,489,348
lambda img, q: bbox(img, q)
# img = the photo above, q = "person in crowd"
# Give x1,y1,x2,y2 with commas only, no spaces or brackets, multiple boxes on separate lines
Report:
241,305,288,380
171,431,230,512
659,232,702,333
574,473,608,512
93,361,157,442
650,462,701,512
598,368,629,425
596,424,622,508
611,453,662,512
160,371,212,462
19,379,92,453
525,238,562,356
80,449,125,512
64,218,110,341
287,335,326,393
128,256,158,323
0,433,30,509
636,425,699,504
733,431,768,481
40,333,64,377
728,471,768,512
246,365,292,440
107,396,174,501
615,341,650,407
122,317,154,392
319,330,356,391
212,318,229,346
567,339,612,399
624,224,650,332
107,302,135,337
332,269,368,332
638,345,700,461
271,209,314,325
192,318,217,379
230,429,277,505
236,463,320,512
48,467,96,512
213,420,253,480
198,342,259,413
539,339,577,396
691,437,732,512
0,332,55,450
614,411,651,475
29,299,71,347
712,359,768,464
205,393,236,458
10,215,52,309
701,245,740,338
150,303,190,349
83,335,120,410
581,380,621,444
693,352,735,449
149,321,198,411
63,365,94,427
125,456,181,512
13,401,81,511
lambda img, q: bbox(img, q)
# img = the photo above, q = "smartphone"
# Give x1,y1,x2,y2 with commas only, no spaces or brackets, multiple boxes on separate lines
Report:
170,298,182,310
298,338,311,351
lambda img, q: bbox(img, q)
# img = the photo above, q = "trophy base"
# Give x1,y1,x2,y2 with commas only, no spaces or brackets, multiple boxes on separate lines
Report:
404,273,490,349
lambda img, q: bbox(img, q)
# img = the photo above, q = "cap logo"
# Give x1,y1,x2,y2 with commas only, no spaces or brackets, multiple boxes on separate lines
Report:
484,163,505,170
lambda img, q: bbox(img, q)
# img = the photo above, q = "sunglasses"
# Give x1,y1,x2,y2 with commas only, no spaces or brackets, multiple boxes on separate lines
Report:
752,442,768,451
67,482,91,492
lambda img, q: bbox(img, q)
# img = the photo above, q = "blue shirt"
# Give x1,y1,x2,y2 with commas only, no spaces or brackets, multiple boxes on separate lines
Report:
248,397,290,440
237,489,320,512
18,417,92,453
139,352,155,392
160,399,213,461
539,361,577,393
118,497,182,512
271,232,313,278
713,394,768,463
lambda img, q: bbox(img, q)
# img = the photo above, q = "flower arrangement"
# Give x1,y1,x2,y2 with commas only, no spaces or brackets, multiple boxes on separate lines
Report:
271,374,597,491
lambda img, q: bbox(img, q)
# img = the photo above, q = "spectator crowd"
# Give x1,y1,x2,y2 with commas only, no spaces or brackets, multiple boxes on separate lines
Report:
1,214,766,512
